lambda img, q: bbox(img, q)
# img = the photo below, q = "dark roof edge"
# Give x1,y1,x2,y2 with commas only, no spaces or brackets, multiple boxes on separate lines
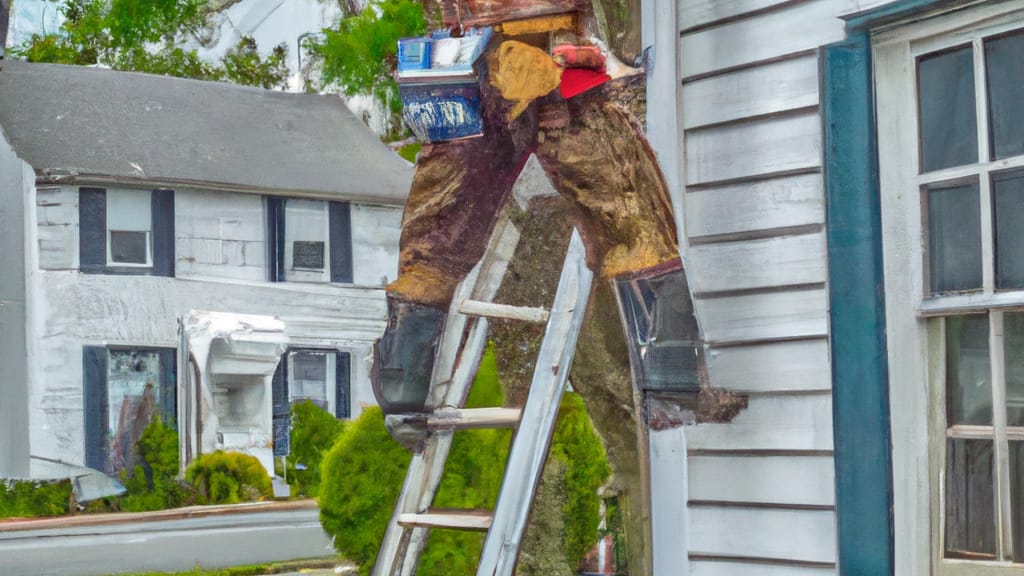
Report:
842,0,984,33
34,171,408,207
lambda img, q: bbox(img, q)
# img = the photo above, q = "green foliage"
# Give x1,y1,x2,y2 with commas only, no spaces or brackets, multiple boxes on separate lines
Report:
120,417,191,512
13,0,288,89
318,344,612,575
222,36,290,90
397,142,422,163
550,392,612,565
185,451,273,505
319,407,412,575
287,400,347,498
416,345,510,575
0,478,72,518
311,0,425,135
313,0,424,96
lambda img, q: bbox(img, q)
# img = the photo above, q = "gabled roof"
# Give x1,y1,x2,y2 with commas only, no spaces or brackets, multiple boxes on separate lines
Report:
0,60,413,205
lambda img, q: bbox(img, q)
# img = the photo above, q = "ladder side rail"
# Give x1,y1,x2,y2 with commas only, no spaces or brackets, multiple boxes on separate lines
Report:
476,230,593,576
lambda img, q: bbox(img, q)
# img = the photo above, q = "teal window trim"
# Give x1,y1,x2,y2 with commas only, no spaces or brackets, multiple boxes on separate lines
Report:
822,30,894,576
825,3,965,574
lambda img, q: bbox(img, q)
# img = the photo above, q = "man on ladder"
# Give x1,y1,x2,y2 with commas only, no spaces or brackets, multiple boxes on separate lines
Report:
369,2,703,573
373,0,696,440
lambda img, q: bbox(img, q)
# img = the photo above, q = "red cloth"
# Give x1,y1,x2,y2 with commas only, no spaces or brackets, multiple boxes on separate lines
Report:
560,68,611,99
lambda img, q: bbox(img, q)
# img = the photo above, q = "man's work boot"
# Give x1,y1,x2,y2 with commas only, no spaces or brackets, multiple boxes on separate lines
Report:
371,297,447,450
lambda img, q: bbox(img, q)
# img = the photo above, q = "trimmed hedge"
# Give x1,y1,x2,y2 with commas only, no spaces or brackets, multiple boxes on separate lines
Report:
0,478,72,518
185,451,273,505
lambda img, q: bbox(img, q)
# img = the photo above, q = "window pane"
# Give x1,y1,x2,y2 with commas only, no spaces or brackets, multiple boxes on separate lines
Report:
918,46,978,172
946,314,992,426
107,350,164,476
985,30,1024,160
290,351,329,410
995,172,1024,289
928,181,982,293
1005,312,1024,427
1011,441,1024,562
110,230,148,264
284,199,328,282
106,189,152,232
616,269,701,391
946,438,997,559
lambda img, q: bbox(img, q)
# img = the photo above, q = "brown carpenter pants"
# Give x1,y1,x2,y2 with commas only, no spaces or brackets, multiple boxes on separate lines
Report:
373,41,682,419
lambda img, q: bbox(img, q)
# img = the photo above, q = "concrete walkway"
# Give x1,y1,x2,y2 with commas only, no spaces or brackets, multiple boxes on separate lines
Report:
0,500,350,576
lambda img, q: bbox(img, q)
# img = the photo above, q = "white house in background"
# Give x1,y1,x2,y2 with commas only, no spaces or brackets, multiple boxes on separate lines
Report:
0,60,412,485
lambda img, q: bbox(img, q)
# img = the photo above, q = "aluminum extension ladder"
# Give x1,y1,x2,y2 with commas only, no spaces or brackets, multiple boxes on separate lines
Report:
371,216,594,576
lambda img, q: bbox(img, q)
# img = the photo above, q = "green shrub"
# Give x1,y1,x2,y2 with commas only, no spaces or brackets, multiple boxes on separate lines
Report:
120,416,191,512
319,344,611,575
287,400,347,498
185,451,272,505
0,478,72,518
416,347,510,575
550,392,612,566
319,407,412,574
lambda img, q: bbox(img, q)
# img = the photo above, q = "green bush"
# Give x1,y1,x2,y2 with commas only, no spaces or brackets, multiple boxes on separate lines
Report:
0,478,73,518
416,346,510,575
185,451,273,505
120,416,191,512
287,400,347,498
319,406,412,574
550,392,612,565
319,344,611,575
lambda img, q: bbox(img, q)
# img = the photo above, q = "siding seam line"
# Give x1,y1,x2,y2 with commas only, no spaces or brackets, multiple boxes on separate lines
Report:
685,166,822,192
689,223,824,246
679,0,814,35
694,282,825,300
681,49,818,84
688,553,836,568
688,500,835,511
684,104,821,133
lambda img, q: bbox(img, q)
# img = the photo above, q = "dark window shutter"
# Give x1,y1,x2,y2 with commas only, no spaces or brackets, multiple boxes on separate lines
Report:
272,356,289,456
335,351,351,419
79,188,107,274
266,197,286,282
151,190,175,277
157,348,177,426
329,201,353,284
83,346,109,472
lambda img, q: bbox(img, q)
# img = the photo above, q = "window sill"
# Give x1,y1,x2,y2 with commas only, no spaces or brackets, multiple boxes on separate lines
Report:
176,274,386,296
80,265,161,276
920,291,1024,317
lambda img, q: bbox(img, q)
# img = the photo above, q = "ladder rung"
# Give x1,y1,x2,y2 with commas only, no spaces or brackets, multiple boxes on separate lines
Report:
398,510,493,531
427,407,522,431
459,300,549,323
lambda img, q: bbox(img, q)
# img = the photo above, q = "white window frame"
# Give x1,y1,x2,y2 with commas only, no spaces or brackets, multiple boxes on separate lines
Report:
875,2,1024,573
283,198,331,284
105,188,153,268
287,349,336,412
